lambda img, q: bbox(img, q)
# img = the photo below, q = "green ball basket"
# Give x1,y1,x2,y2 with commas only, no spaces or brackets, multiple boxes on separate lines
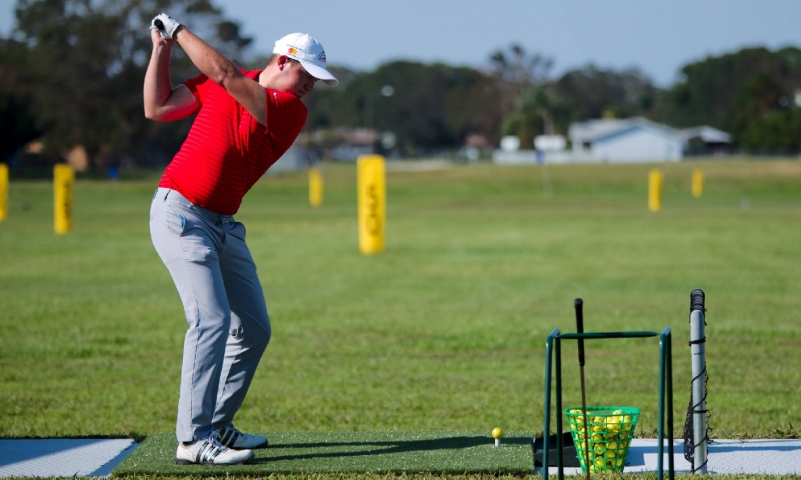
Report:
565,406,640,474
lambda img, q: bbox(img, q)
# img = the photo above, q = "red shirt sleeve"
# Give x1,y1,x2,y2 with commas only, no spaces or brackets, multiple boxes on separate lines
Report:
183,73,210,103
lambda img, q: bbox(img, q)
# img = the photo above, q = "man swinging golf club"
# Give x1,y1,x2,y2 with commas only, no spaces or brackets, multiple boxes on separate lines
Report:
144,13,337,466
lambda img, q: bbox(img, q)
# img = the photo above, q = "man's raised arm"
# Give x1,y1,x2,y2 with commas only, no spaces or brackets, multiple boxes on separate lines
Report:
151,13,267,126
143,27,199,122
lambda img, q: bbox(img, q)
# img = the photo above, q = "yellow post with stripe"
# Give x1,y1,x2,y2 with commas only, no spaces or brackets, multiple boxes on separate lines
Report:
309,167,323,207
648,168,663,212
0,164,8,222
357,155,385,255
54,163,74,234
691,168,704,198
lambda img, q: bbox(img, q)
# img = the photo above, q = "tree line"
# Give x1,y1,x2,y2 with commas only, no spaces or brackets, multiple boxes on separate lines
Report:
3,0,801,171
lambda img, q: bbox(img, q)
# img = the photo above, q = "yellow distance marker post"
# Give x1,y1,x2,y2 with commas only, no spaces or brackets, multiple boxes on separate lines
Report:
309,167,323,207
692,168,704,198
0,163,8,221
357,155,385,255
648,168,663,212
54,163,74,234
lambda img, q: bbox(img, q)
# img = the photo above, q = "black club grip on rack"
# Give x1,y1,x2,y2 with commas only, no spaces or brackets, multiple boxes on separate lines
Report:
690,289,705,313
574,298,585,366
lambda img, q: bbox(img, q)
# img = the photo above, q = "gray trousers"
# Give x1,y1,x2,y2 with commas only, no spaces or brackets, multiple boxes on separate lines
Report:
149,188,271,443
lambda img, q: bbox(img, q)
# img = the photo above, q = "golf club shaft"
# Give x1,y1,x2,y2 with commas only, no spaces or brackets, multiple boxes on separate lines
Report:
575,298,591,479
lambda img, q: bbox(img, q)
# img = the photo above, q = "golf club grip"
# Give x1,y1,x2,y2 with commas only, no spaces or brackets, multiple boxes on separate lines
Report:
574,298,585,366
690,289,705,313
154,19,164,30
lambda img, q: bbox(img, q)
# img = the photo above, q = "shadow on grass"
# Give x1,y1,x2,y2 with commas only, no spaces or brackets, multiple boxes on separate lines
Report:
256,435,532,463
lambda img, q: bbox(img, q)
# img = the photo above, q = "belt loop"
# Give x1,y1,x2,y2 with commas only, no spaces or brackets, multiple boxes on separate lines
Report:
163,189,171,201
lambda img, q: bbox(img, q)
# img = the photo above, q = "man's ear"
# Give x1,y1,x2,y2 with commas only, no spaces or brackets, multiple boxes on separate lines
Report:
276,55,291,70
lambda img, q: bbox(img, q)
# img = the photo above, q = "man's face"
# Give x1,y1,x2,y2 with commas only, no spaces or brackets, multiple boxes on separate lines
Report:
282,60,317,98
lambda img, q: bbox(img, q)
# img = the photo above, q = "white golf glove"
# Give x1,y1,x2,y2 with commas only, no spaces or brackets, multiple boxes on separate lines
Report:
150,13,181,39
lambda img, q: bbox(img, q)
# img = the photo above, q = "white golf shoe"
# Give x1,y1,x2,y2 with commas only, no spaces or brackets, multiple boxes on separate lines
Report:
217,423,269,449
174,433,254,465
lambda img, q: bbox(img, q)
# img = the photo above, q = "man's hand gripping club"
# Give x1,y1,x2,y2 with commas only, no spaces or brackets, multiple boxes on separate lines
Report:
150,13,182,39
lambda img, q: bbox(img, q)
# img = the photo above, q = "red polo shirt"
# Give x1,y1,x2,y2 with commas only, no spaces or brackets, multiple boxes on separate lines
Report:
159,70,307,214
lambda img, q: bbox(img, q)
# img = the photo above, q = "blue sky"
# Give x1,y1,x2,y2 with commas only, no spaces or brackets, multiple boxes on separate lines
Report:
1,0,799,87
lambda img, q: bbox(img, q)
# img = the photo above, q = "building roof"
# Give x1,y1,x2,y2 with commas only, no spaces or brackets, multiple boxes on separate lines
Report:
569,117,682,144
679,126,732,144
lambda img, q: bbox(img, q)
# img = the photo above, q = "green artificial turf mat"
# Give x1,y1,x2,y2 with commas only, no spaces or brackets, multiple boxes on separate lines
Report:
113,431,536,475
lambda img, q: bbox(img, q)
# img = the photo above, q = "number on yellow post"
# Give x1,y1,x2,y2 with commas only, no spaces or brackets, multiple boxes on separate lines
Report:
54,164,74,234
357,155,385,254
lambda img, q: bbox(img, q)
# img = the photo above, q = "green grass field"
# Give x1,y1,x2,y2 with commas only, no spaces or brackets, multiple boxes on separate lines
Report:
1,158,800,478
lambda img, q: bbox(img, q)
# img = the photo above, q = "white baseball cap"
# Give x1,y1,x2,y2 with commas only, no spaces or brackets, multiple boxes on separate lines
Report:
273,33,338,87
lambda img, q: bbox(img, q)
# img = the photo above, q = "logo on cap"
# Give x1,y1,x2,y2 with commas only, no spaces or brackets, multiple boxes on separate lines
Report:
288,47,297,55
318,51,326,63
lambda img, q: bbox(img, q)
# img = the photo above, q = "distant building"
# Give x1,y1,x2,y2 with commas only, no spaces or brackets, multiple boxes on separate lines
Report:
492,135,566,165
267,144,316,174
491,118,730,165
568,117,684,163
492,135,538,164
305,127,380,162
679,126,732,156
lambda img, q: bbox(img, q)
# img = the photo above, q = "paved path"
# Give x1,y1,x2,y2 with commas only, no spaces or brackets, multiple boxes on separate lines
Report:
0,439,136,477
538,438,801,475
1,438,799,477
